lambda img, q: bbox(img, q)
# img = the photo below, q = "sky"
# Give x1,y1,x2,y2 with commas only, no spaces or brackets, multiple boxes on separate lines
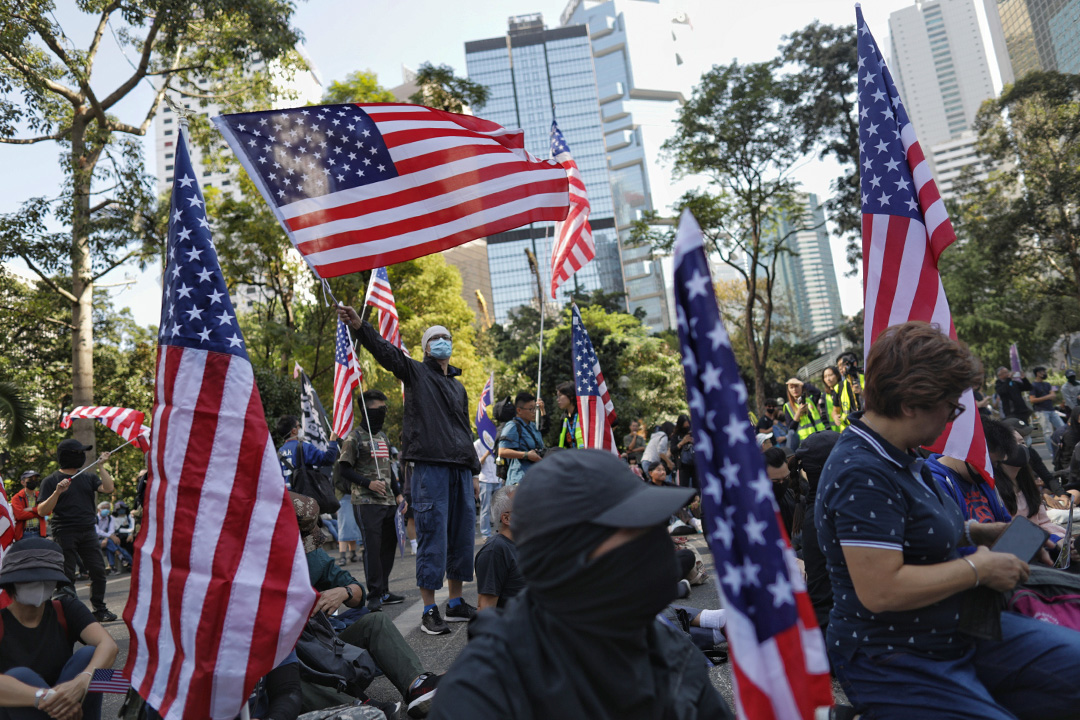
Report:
0,0,998,328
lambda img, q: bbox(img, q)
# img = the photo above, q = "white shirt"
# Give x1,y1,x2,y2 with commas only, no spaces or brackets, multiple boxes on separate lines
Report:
475,439,498,484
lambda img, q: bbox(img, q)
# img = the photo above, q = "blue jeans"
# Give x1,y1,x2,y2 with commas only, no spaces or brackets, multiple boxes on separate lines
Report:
411,462,475,590
831,612,1080,719
1037,410,1065,441
478,481,500,538
0,646,101,720
103,538,131,569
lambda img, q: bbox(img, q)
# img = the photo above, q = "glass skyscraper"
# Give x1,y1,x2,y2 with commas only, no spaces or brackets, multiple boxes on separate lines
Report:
986,0,1080,78
465,16,625,325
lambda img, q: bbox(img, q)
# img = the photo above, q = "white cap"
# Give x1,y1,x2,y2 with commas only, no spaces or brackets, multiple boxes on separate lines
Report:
421,325,451,354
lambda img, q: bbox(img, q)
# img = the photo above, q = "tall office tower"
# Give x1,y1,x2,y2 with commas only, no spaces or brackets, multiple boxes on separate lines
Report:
560,0,699,331
152,53,323,312
772,195,845,353
984,0,1080,78
888,0,997,151
465,15,625,326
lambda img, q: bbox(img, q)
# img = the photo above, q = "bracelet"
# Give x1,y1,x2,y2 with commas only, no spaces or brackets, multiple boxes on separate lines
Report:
78,671,93,682
964,520,975,547
963,556,980,587
344,586,353,603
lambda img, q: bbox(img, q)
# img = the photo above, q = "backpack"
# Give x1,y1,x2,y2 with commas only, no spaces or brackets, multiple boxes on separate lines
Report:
1007,566,1080,632
493,424,509,481
294,611,381,696
493,395,516,423
280,443,340,515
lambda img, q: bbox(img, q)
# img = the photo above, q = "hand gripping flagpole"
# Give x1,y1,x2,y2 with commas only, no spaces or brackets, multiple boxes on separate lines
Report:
68,437,138,480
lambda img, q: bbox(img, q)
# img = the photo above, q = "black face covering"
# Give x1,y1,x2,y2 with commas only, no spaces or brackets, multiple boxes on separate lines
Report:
57,449,85,470
25,479,39,491
363,406,387,434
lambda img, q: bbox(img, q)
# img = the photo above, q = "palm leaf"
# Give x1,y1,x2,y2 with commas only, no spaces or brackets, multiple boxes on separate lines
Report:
0,381,30,446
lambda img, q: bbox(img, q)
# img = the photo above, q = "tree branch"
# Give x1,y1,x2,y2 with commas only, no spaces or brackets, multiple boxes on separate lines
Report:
86,2,122,77
0,127,71,144
101,12,163,111
25,14,108,126
0,306,74,330
90,249,141,282
0,48,81,105
17,255,78,303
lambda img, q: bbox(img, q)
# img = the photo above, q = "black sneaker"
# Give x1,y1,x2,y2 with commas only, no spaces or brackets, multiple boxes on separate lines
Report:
405,672,440,718
420,606,450,636
382,591,405,605
367,596,383,612
443,600,476,623
93,608,118,622
364,697,403,719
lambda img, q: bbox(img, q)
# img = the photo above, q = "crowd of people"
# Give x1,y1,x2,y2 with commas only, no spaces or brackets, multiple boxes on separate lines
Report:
6,306,1080,719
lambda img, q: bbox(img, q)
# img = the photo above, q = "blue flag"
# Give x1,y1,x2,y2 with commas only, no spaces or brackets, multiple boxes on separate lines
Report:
476,373,497,451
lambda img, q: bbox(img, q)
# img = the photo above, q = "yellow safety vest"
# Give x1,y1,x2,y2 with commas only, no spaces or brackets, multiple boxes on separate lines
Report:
785,400,827,440
559,413,585,449
825,391,848,431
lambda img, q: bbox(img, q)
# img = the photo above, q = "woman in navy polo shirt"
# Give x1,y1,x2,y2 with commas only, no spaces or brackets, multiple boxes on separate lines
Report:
817,321,1080,720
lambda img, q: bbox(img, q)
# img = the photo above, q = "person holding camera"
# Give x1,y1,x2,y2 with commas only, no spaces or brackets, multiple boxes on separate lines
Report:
783,378,827,452
497,392,545,487
837,352,864,412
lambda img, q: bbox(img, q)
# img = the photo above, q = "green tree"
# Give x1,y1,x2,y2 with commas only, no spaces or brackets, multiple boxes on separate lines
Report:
409,62,489,113
0,0,304,450
639,60,815,414
323,70,395,104
0,381,29,446
779,22,861,268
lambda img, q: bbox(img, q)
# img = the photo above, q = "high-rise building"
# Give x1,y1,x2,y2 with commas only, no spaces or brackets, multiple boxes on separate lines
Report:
560,0,699,331
772,194,845,353
888,0,997,150
465,16,626,326
985,0,1080,78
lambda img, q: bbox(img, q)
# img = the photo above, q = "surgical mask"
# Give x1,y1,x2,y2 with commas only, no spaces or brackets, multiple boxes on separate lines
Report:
428,338,452,359
13,581,54,607
100,509,110,517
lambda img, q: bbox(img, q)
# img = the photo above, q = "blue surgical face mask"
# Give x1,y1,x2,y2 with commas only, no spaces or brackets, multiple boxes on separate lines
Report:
100,509,110,517
428,338,452,359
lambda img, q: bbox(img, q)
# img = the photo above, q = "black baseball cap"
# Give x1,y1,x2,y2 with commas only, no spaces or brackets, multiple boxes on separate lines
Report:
512,449,696,546
1001,417,1032,438
57,438,93,453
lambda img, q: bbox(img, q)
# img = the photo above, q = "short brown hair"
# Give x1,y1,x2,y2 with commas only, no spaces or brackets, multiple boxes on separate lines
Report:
864,321,982,418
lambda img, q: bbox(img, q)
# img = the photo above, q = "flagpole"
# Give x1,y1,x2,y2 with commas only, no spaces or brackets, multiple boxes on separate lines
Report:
536,224,551,431
68,437,138,480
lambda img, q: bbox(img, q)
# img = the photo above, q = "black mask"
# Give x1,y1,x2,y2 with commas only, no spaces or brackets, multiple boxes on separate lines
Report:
57,449,85,470
363,406,387,435
25,480,39,491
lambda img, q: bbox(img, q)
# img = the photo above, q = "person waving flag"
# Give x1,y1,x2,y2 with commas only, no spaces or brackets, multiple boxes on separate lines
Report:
673,210,832,719
123,129,316,720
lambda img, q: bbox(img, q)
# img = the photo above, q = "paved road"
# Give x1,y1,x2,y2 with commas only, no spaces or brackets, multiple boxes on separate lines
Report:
85,527,848,717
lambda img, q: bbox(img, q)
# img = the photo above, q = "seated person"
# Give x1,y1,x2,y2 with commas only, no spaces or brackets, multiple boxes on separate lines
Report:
112,502,137,556
763,447,800,540
431,450,733,720
475,487,525,611
996,443,1079,565
291,494,439,719
925,416,1014,525
647,462,674,487
0,537,119,720
95,502,132,575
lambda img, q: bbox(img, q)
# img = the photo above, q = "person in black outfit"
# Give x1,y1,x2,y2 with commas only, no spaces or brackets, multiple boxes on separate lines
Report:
995,366,1033,422
794,430,840,632
37,439,117,622
430,450,732,720
475,487,525,611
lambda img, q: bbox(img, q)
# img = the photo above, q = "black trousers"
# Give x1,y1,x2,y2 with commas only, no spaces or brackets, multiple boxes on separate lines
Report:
354,504,398,601
54,526,107,612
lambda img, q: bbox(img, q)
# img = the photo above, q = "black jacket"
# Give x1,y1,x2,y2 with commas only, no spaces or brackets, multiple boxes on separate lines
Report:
996,376,1033,420
353,321,479,473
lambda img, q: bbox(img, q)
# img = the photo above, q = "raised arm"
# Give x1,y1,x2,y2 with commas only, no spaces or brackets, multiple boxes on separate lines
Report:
337,305,414,382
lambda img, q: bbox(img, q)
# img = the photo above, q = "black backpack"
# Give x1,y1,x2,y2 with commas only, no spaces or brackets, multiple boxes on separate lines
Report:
279,443,340,515
493,424,509,481
295,611,381,696
493,395,516,422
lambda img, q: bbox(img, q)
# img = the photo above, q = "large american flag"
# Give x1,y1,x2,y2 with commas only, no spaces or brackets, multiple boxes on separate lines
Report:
61,406,150,452
364,266,409,355
570,305,616,453
332,319,362,439
213,104,570,277
123,130,316,720
857,8,992,481
673,210,832,719
549,121,595,297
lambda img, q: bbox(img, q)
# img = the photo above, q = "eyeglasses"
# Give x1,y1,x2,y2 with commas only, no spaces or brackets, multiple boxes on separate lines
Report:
945,399,966,423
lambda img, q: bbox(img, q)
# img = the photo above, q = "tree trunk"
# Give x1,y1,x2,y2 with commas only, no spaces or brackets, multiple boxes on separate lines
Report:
69,119,97,455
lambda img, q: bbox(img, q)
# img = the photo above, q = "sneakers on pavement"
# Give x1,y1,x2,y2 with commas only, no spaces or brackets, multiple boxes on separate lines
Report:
382,591,405,605
93,608,118,622
367,596,383,612
364,697,403,719
443,599,476,623
420,606,451,636
405,672,440,718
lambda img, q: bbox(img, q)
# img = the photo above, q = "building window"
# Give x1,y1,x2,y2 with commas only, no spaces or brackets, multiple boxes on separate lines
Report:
164,118,172,124
166,176,173,182
164,129,172,136
165,153,173,159
165,164,173,171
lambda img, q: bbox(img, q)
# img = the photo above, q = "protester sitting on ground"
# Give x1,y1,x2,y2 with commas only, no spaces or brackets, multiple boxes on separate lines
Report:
276,415,339,490
475,487,525,611
1000,417,1071,507
621,418,646,465
818,321,1080,719
783,378,826,452
627,455,645,480
763,447,801,541
926,416,1015,525
10,471,46,541
996,443,1080,566
430,450,733,720
0,537,118,720
291,493,439,719
497,391,545,487
793,430,840,632
641,421,675,475
94,502,131,575
38,439,117,623
647,462,674,487
111,502,136,556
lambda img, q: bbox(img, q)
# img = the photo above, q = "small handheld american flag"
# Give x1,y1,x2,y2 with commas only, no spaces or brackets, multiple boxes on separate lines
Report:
332,320,363,438
570,305,616,454
88,668,131,693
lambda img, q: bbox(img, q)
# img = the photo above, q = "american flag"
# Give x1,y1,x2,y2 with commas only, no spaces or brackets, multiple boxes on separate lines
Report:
213,104,570,277
61,406,151,452
371,439,390,459
570,305,617,453
549,121,595,298
88,668,131,693
673,210,832,719
0,485,14,559
332,320,362,439
476,373,497,452
123,130,316,720
365,266,409,356
857,8,992,482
